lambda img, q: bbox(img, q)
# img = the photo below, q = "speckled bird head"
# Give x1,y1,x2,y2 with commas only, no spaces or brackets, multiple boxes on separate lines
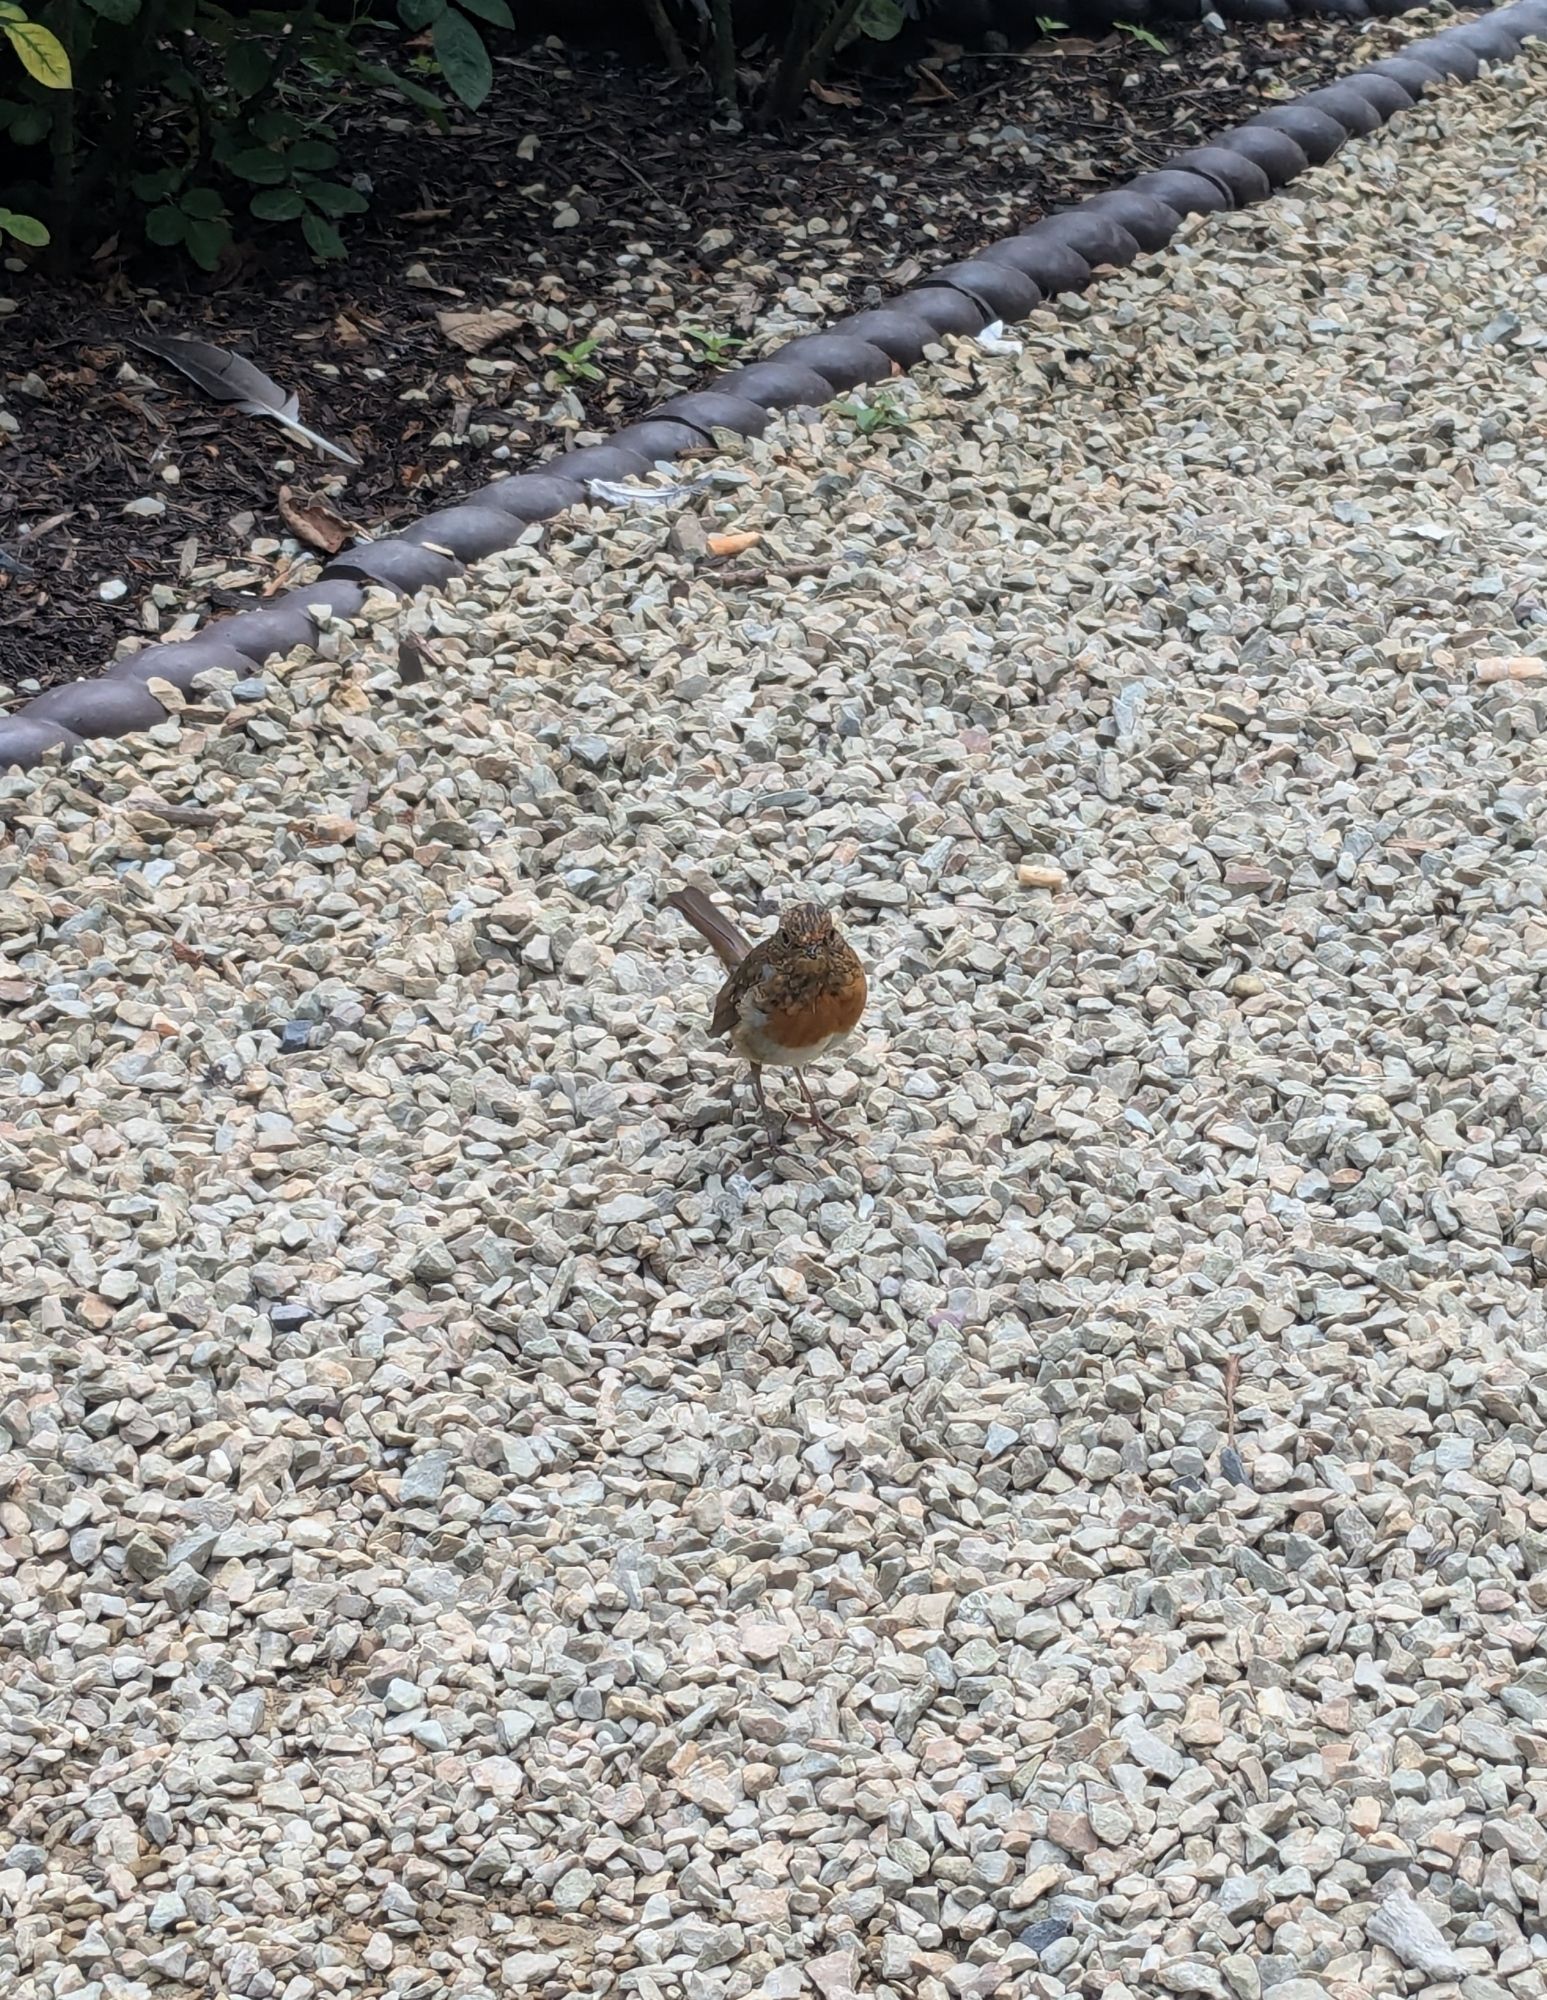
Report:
777,903,836,955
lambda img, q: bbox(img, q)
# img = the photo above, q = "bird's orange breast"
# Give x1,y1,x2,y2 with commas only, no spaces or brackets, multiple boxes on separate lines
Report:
756,969,867,1051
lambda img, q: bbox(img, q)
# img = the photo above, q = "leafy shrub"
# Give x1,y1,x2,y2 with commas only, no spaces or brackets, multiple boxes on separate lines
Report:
1,0,964,277
0,0,503,272
0,0,68,245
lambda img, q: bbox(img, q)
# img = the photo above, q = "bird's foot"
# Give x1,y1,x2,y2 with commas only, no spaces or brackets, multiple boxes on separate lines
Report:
757,1108,793,1154
794,1074,846,1143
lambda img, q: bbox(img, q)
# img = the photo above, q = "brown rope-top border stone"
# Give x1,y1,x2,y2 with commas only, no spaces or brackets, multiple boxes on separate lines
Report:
2,1,1541,773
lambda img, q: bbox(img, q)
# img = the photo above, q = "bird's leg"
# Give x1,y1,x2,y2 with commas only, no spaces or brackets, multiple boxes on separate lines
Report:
793,1070,844,1142
749,1064,787,1148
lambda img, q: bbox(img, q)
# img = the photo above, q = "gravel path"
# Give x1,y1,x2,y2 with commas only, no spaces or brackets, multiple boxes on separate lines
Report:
5,35,1547,2000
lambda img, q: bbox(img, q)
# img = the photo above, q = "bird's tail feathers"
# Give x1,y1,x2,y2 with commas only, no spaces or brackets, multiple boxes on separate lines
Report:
665,886,752,969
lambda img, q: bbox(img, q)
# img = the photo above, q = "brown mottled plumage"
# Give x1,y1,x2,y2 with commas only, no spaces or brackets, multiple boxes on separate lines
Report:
666,886,867,1140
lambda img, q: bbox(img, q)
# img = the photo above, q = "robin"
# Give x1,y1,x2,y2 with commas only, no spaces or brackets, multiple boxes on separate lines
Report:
666,885,867,1142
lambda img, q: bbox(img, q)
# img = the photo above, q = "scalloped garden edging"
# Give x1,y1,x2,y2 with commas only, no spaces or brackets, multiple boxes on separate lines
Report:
2,1,1542,773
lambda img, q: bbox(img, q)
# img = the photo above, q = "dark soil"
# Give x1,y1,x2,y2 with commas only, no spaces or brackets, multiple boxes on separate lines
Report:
2,21,1364,695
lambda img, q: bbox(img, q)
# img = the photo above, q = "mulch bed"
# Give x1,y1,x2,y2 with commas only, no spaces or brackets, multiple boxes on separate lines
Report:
2,21,1363,696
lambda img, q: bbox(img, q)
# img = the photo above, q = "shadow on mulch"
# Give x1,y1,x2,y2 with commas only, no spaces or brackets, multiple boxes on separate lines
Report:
2,23,1357,695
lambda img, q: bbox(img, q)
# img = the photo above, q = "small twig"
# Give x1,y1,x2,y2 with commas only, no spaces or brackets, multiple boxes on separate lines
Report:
1223,1353,1240,1445
707,556,834,588
937,44,1094,64
117,796,223,828
589,139,691,226
15,509,74,552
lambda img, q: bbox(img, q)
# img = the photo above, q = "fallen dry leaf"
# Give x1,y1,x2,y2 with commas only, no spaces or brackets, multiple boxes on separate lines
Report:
707,531,761,559
405,263,465,296
809,79,861,107
437,306,525,355
277,484,354,556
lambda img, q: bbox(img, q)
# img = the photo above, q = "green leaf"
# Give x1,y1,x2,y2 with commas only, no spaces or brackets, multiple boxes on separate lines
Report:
297,31,353,77
251,185,304,221
301,209,345,261
145,203,187,245
252,108,302,143
179,185,226,220
398,0,445,24
356,59,446,115
302,178,368,217
227,145,287,183
0,205,48,244
0,4,26,21
431,7,490,109
132,166,180,200
849,0,904,41
454,0,512,26
82,0,142,21
4,19,72,87
7,101,50,143
226,40,270,95
184,215,229,269
287,138,338,171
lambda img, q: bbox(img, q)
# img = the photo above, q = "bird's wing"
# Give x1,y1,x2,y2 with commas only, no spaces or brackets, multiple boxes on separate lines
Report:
710,944,774,1040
